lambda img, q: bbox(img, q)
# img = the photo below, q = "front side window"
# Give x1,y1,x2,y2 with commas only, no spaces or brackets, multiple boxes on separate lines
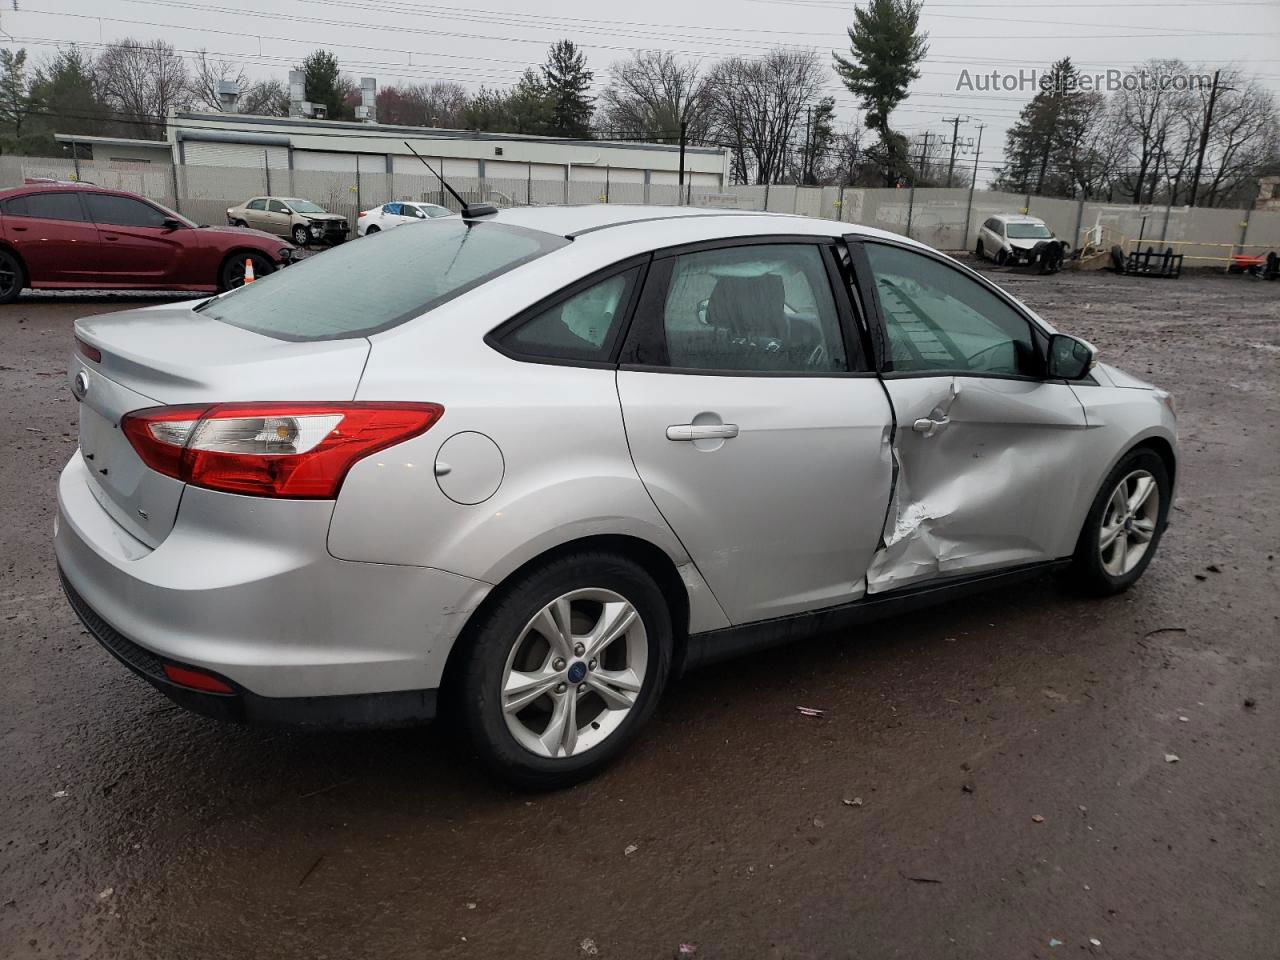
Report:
647,243,848,374
85,194,167,228
500,267,640,363
863,242,1039,377
6,192,88,221
268,199,289,214
199,220,568,341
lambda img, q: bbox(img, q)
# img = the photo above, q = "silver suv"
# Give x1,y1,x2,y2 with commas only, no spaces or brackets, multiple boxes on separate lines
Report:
57,206,1177,787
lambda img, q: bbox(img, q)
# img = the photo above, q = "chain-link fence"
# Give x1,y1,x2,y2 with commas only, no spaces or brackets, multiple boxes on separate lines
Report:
3,155,1277,267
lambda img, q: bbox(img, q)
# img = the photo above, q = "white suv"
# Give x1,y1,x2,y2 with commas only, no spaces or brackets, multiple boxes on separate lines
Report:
976,214,1057,265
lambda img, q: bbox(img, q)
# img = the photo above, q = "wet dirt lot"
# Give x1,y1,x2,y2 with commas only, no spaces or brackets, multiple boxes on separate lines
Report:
2,269,1277,960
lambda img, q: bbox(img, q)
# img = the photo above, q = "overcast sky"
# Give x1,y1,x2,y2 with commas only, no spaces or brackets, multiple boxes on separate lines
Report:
2,0,1278,180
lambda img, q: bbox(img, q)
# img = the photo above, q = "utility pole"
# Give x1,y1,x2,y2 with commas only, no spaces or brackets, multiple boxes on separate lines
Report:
943,116,968,188
803,106,812,185
961,122,987,249
677,119,687,205
1188,69,1227,209
916,131,931,182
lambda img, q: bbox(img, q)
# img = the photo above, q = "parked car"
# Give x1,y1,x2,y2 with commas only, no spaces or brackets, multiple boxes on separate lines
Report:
226,196,349,246
0,181,294,303
57,205,1177,788
976,213,1059,265
357,200,455,236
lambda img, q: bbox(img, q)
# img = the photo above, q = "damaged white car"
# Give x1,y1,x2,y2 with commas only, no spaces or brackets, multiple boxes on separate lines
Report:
58,206,1177,788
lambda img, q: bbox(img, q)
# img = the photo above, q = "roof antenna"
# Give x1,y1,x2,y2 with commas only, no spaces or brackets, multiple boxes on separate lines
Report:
403,141,498,220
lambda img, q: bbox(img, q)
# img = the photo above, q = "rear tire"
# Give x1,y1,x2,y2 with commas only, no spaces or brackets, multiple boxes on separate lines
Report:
0,249,25,305
365,225,380,234
218,252,274,292
457,551,673,790
1069,448,1171,596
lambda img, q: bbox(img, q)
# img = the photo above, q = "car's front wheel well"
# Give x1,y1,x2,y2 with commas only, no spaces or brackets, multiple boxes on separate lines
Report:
0,242,29,274
1132,436,1177,488
440,535,691,707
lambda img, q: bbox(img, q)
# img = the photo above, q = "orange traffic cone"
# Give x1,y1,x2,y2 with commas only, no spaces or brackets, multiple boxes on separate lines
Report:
243,258,255,284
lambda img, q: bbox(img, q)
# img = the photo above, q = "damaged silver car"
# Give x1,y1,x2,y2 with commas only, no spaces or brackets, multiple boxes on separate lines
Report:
58,206,1176,788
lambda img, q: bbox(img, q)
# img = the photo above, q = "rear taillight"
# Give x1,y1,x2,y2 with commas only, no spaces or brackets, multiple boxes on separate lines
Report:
358,211,367,217
121,402,443,498
76,337,101,363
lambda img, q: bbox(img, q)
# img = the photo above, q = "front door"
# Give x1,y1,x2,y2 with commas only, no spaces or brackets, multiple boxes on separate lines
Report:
84,193,184,283
849,238,1089,593
617,239,894,625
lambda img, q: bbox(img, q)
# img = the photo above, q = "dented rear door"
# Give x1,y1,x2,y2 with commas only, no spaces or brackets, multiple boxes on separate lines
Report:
846,237,1089,593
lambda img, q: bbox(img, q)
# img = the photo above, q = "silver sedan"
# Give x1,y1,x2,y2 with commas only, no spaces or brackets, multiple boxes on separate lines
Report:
57,206,1177,787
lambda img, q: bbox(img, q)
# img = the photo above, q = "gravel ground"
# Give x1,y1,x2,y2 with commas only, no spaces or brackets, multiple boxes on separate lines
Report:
1,265,1277,960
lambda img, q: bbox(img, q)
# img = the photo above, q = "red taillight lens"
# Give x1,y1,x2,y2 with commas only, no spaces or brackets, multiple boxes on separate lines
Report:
76,337,102,363
162,663,235,694
358,211,367,217
121,402,443,498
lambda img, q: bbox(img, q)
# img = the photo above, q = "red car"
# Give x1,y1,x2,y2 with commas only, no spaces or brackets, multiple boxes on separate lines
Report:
0,181,295,304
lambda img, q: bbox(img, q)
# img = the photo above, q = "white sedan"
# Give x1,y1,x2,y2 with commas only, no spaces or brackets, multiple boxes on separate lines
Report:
356,201,455,236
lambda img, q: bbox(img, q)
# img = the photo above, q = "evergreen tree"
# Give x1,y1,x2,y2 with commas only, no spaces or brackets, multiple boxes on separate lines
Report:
995,58,1092,196
542,40,594,137
300,50,352,120
833,0,928,185
0,49,32,138
28,48,105,136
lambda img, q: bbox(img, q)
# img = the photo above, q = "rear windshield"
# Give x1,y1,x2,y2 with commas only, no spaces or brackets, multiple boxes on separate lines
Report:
198,220,568,341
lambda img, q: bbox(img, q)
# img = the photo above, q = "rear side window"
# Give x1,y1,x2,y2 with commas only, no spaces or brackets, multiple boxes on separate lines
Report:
499,267,641,363
199,220,569,341
85,194,167,228
5,191,88,221
247,199,267,211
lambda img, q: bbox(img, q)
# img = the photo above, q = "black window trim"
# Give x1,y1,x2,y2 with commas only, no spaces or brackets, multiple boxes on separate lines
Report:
2,189,91,222
848,235,1054,383
617,233,877,380
484,253,652,370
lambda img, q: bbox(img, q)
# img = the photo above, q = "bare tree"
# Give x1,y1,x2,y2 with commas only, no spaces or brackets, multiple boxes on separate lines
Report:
377,81,468,127
706,48,825,184
95,38,190,137
1111,59,1195,203
239,78,289,117
190,49,247,112
1198,74,1279,205
597,51,710,143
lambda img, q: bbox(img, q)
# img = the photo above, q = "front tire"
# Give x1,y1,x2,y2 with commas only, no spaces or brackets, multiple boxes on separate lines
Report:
996,247,1009,266
218,252,275,292
975,239,985,260
292,224,310,246
457,551,673,789
1069,448,1171,596
0,248,25,304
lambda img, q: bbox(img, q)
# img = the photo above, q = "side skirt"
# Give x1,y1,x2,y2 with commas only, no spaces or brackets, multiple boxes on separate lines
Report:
682,559,1070,671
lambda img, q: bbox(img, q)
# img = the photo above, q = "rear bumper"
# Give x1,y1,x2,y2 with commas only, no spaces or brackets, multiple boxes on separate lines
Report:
55,450,491,711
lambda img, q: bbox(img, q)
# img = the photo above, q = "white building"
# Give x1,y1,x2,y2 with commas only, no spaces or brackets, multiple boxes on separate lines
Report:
166,111,728,192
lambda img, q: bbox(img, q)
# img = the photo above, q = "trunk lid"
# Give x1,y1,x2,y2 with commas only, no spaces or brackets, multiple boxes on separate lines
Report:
72,302,371,546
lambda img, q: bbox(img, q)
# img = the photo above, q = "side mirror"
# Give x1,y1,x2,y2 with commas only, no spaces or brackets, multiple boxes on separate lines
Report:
1047,333,1096,380
697,297,711,325
161,217,182,231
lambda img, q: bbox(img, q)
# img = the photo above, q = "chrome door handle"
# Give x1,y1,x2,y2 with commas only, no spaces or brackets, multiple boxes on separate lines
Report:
666,423,740,442
912,417,948,436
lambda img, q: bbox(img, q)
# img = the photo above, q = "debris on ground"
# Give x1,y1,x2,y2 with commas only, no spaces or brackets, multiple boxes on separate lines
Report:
796,706,824,717
1032,815,1045,823
51,789,68,799
1164,753,1180,763
1143,626,1187,640
676,944,697,957
842,797,864,807
813,817,824,828
1244,698,1257,709
961,783,975,794
466,902,477,910
1178,716,1189,722
580,937,599,956
97,887,113,901
903,874,942,884
1048,938,1063,947
1205,564,1221,573
624,844,638,857
1090,937,1102,947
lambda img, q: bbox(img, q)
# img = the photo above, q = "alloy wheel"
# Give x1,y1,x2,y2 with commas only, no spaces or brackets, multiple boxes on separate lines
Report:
0,257,19,300
1099,468,1160,576
500,588,648,759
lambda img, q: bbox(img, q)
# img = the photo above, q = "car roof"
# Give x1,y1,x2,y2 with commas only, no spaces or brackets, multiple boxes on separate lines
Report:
993,213,1046,222
0,182,139,200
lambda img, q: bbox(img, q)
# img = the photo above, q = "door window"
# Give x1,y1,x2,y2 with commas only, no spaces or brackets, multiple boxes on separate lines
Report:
5,191,89,221
863,242,1039,377
499,267,640,362
268,199,289,214
383,203,400,215
640,243,848,374
85,194,167,228
247,199,267,211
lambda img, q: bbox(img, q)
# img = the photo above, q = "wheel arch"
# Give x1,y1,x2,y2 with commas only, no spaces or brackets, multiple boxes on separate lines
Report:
0,240,29,275
439,533,694,704
216,246,276,285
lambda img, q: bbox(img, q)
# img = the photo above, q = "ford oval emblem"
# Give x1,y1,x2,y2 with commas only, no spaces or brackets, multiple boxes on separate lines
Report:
72,370,89,402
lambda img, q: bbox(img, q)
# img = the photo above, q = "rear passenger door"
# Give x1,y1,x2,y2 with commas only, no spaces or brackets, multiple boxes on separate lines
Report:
0,191,100,283
615,238,894,625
